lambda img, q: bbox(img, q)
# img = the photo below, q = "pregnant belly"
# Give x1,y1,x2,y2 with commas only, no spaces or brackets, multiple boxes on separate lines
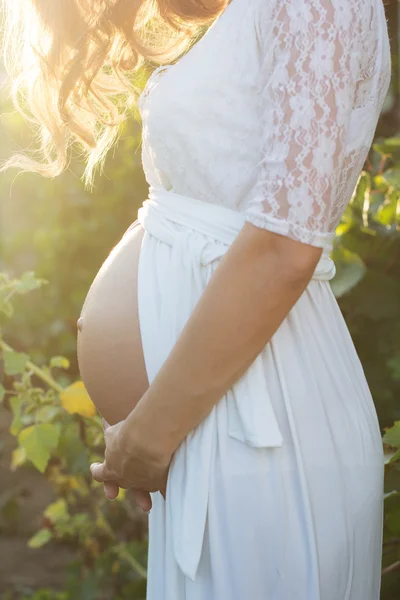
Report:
77,223,149,426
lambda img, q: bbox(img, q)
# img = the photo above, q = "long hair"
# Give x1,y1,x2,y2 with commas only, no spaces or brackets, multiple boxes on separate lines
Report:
1,0,228,186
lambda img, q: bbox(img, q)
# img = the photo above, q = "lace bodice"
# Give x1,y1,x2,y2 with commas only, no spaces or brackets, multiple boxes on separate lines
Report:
138,0,391,249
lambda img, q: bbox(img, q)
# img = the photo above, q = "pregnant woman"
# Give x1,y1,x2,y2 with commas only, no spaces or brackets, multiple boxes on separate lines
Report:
2,0,392,598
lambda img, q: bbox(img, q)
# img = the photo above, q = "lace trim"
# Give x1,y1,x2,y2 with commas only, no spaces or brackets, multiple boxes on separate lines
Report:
244,208,335,249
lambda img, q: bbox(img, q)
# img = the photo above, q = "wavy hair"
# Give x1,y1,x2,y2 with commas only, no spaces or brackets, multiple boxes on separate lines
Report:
1,0,228,186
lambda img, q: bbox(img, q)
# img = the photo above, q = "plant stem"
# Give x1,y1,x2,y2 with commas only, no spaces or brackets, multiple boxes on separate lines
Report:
0,340,64,394
116,546,147,579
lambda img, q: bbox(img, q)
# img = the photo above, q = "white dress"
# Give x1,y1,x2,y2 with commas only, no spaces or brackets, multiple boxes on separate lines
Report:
132,0,392,598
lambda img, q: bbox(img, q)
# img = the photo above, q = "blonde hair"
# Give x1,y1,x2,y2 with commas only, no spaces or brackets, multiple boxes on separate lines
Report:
1,0,228,187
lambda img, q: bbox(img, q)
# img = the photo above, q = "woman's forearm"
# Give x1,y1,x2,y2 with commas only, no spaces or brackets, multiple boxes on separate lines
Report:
121,222,322,457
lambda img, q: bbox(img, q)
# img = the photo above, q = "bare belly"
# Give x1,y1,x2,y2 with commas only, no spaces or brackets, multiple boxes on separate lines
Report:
77,223,149,426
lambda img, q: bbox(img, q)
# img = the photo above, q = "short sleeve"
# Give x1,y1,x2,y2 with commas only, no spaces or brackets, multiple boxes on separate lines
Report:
244,0,362,247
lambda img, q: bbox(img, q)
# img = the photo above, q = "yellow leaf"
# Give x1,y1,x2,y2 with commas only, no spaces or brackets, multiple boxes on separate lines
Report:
10,446,26,471
335,222,351,237
28,528,52,548
60,381,96,417
44,498,68,522
68,476,82,490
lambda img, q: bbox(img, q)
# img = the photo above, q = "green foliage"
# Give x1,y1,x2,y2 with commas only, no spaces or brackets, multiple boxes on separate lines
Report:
0,109,146,370
331,139,400,426
0,276,148,599
1,91,399,596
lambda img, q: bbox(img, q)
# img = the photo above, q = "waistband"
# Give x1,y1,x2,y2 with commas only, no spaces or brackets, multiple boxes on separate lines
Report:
137,187,336,280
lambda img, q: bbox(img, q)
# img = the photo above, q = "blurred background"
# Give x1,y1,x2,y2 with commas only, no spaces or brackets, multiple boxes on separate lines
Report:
0,1,400,599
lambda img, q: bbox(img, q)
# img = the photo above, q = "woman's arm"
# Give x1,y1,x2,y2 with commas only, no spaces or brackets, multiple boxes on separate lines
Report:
91,0,360,497
120,224,322,458
122,0,362,461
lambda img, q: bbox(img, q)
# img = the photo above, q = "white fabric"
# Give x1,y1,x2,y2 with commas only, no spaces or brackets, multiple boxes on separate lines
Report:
132,0,391,598
135,186,385,599
138,0,391,248
137,187,336,579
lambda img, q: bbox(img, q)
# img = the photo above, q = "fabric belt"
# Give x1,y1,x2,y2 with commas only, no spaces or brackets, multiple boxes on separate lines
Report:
136,186,336,581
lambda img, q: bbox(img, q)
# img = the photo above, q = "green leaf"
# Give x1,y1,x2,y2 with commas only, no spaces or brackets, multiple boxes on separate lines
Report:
383,421,400,449
4,349,29,375
385,507,400,536
9,395,23,435
28,527,52,548
44,498,68,523
382,168,400,188
10,446,27,470
373,174,389,192
0,384,5,403
15,271,47,295
18,423,61,473
57,422,90,474
335,222,352,237
385,448,400,465
0,297,13,318
387,355,400,381
35,404,62,423
373,137,400,157
330,249,366,298
50,355,70,370
375,201,397,226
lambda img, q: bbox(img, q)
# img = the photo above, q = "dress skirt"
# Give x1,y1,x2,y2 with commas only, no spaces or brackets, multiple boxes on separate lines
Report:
133,187,385,600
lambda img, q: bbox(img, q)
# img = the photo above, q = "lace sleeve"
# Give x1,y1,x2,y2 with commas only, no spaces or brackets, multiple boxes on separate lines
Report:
244,0,363,247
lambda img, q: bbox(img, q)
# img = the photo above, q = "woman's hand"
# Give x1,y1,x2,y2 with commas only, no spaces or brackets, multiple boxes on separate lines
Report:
90,417,171,509
97,418,154,513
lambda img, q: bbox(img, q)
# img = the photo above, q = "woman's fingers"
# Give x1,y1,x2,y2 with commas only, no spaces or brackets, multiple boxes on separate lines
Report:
90,461,108,482
103,480,153,513
134,489,152,512
100,418,151,511
104,480,119,500
103,483,152,512
101,416,111,430
100,418,120,500
95,416,164,512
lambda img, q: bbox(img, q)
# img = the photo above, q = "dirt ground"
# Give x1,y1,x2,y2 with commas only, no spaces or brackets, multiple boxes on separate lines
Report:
1,405,398,600
0,406,74,596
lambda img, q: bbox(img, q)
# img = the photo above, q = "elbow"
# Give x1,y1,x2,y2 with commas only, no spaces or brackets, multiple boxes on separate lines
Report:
272,237,323,286
243,222,324,285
